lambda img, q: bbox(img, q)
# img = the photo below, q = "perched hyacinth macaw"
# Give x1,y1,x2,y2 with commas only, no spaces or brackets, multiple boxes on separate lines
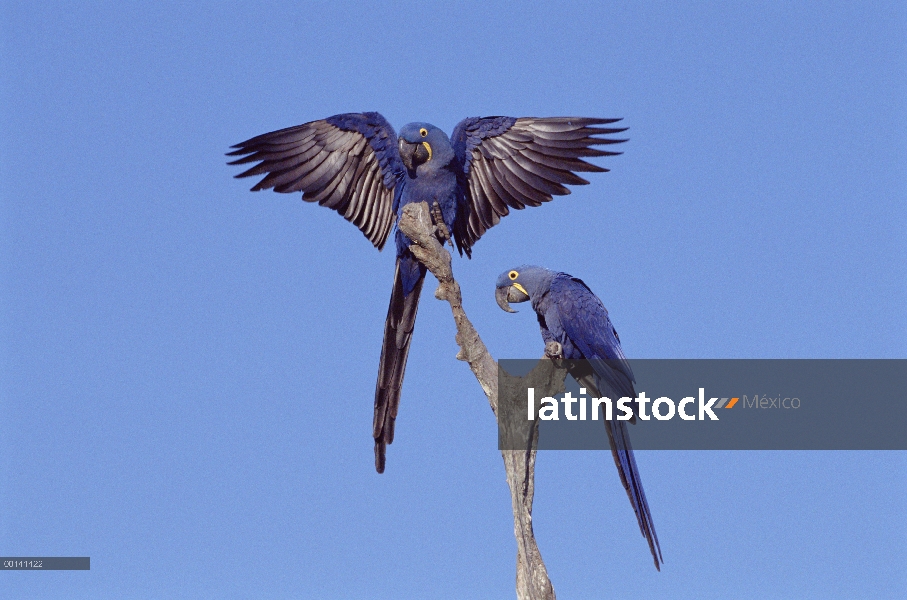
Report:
228,113,626,473
495,265,662,570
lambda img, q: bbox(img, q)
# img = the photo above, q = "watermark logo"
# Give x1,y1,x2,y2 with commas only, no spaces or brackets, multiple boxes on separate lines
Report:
527,388,737,421
525,389,772,422
740,395,801,409
497,359,906,450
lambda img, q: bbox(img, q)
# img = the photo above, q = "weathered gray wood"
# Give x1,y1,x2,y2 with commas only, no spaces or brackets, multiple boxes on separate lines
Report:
398,202,567,600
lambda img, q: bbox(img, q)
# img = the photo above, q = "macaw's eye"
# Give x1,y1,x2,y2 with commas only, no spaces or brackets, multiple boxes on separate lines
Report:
419,128,428,137
508,270,519,280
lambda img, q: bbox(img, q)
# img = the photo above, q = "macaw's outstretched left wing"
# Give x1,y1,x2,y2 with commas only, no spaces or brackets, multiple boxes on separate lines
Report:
228,112,404,250
450,117,626,256
552,275,663,571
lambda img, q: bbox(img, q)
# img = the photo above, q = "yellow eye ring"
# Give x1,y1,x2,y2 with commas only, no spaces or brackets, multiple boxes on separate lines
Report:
419,128,428,137
508,270,519,280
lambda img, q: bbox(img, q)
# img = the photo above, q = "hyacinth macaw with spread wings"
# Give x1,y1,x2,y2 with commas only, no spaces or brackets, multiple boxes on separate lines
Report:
495,265,662,570
228,113,626,472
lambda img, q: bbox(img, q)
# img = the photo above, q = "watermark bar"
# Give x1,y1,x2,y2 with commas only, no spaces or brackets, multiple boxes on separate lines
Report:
498,359,907,450
2,557,90,570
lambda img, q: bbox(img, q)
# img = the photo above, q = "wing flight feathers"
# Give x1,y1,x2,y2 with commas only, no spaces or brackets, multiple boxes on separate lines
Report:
451,117,627,254
228,112,402,250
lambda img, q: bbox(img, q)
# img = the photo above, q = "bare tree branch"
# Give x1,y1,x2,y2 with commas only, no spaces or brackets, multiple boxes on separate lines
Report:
398,202,568,600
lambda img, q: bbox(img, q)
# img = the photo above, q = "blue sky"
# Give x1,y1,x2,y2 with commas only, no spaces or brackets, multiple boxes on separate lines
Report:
1,1,905,598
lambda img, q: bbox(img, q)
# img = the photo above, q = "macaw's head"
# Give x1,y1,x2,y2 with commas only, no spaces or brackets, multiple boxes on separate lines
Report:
398,122,453,174
495,265,555,313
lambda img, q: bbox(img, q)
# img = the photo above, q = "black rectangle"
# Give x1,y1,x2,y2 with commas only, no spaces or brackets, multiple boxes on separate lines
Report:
497,359,907,450
1,557,90,570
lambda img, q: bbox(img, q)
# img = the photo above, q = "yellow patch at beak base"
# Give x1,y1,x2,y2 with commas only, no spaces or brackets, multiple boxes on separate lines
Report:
422,141,432,161
513,283,528,296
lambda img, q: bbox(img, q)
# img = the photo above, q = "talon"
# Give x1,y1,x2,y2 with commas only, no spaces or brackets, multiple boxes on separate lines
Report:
430,201,453,246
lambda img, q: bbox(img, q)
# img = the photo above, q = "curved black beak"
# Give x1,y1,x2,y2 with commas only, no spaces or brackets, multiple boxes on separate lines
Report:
398,138,415,171
496,285,530,313
398,138,430,172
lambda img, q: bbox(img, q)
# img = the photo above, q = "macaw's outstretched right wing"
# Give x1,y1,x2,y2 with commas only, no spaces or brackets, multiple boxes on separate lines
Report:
228,112,404,250
450,116,626,257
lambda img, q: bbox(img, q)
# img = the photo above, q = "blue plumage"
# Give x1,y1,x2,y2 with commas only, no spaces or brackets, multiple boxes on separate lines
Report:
229,113,626,472
495,265,663,570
